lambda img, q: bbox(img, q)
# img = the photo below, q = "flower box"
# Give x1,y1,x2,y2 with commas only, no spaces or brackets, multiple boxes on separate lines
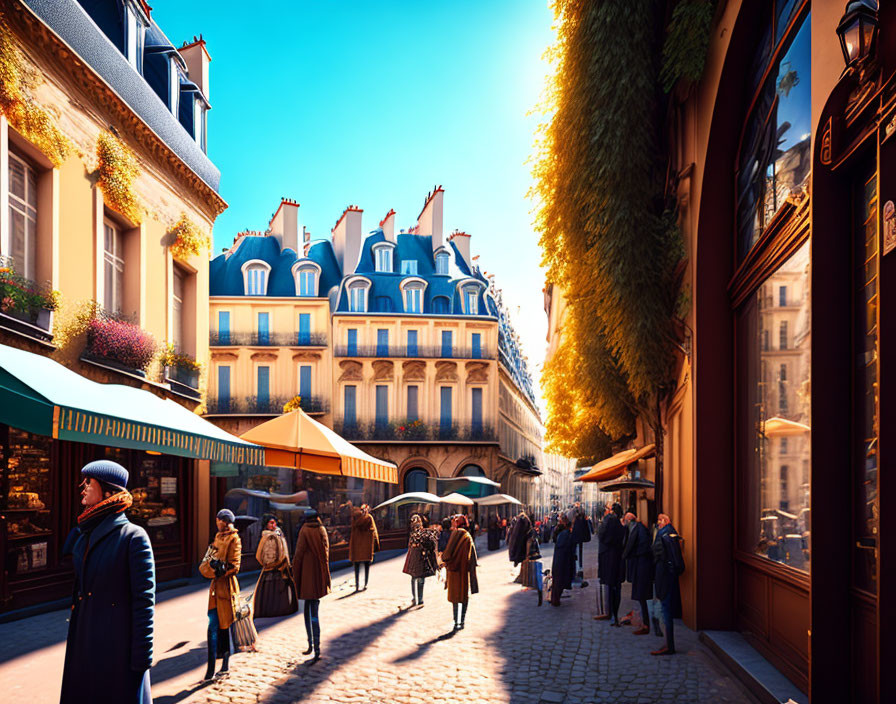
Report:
85,317,155,373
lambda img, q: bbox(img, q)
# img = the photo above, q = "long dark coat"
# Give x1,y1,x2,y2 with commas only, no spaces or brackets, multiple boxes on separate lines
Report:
622,521,654,601
571,514,591,545
597,511,625,586
293,518,331,600
507,513,531,565
550,526,576,603
653,524,684,619
61,512,155,704
487,514,501,551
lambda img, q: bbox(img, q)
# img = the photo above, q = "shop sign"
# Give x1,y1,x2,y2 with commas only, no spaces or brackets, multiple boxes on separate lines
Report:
884,200,896,256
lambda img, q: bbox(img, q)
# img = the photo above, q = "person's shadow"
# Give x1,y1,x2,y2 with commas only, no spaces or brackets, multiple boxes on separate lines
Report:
256,608,409,702
390,628,458,664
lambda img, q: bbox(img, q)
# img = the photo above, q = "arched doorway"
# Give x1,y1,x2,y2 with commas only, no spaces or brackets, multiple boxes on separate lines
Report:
403,468,429,493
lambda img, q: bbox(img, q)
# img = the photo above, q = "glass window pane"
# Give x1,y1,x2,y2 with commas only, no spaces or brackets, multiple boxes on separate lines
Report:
739,239,811,572
407,385,418,421
9,156,25,200
299,365,312,399
344,385,357,426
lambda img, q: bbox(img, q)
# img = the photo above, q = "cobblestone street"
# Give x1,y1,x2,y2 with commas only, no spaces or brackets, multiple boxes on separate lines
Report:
0,538,756,704
166,538,753,704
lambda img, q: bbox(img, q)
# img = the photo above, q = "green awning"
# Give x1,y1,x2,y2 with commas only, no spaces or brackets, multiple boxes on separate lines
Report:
0,343,263,465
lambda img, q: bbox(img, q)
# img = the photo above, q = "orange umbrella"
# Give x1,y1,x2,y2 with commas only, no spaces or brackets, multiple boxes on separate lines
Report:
240,409,398,484
576,444,656,483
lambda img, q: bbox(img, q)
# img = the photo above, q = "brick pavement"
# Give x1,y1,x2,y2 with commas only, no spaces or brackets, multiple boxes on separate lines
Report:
0,538,756,704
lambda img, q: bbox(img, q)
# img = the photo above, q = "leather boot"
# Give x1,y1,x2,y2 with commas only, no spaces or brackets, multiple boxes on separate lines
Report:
202,642,215,682
215,651,230,678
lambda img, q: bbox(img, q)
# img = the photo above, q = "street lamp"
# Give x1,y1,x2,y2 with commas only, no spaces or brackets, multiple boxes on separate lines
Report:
837,0,879,68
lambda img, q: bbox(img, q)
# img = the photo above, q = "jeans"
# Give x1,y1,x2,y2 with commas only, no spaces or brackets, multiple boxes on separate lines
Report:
207,608,229,657
412,576,425,603
303,599,321,648
660,594,675,651
354,561,370,588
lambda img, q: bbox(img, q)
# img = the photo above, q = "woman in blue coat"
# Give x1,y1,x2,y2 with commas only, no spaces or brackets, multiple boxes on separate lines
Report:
61,460,155,704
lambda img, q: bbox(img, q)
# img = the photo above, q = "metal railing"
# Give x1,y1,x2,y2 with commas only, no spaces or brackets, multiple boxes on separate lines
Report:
332,419,496,442
333,345,494,360
206,395,329,415
210,331,328,347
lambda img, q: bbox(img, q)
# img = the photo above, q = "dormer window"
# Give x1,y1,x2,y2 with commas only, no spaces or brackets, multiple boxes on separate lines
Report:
193,98,206,151
241,260,271,296
346,278,371,312
400,260,418,275
169,58,181,117
124,2,146,72
292,261,320,297
435,250,450,275
400,278,427,314
460,282,482,315
373,243,394,273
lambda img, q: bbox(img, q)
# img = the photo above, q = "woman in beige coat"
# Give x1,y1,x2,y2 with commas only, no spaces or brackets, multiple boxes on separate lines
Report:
253,514,298,618
441,514,478,631
293,510,330,662
199,509,242,681
348,503,379,591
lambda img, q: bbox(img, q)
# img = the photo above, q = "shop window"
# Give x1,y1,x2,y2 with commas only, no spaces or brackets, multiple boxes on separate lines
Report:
2,426,53,577
738,239,810,572
8,149,38,280
736,11,811,259
126,452,182,547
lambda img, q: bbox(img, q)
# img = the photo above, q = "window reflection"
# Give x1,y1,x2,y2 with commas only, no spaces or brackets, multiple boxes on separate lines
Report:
737,13,811,259
748,241,811,571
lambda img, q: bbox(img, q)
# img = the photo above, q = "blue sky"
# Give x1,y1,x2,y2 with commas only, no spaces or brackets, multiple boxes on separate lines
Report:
152,1,555,401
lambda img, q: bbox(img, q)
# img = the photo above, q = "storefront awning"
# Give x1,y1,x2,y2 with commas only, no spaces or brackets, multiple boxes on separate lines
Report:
762,417,811,436
0,343,263,465
576,444,656,483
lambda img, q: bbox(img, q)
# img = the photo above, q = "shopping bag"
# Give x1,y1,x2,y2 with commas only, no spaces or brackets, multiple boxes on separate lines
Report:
230,596,258,652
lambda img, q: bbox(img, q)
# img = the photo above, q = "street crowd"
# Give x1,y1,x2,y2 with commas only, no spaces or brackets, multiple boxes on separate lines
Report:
57,459,685,704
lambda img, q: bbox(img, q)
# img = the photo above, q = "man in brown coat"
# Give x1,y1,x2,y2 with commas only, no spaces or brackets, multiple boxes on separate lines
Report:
199,509,241,681
293,510,330,662
348,503,379,591
441,514,478,631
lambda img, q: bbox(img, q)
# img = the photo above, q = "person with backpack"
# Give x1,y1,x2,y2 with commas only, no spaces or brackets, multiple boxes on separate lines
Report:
651,513,685,655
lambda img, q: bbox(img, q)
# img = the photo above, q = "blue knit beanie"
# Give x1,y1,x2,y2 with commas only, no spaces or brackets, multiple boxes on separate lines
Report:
81,460,129,489
217,509,235,524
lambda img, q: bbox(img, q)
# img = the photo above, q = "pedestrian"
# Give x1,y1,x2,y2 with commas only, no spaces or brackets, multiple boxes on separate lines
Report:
403,514,440,607
651,513,685,655
441,514,478,630
199,508,242,682
292,509,331,662
60,460,154,704
438,516,452,552
349,503,379,591
595,501,625,625
621,512,653,635
253,514,299,618
571,504,591,577
487,512,501,551
525,520,544,606
549,514,575,606
507,511,531,576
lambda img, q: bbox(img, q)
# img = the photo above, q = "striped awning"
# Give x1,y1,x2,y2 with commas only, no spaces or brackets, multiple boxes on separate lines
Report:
0,343,263,465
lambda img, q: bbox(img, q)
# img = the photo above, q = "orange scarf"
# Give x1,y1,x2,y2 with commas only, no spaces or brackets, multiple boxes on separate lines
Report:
77,490,133,526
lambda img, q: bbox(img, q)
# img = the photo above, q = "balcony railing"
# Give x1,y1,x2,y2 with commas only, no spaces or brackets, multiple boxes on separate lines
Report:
333,345,494,360
210,331,328,347
206,395,329,415
333,419,497,442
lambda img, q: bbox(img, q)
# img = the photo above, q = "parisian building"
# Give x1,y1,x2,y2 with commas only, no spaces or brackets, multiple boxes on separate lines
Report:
0,0,256,614
205,189,549,551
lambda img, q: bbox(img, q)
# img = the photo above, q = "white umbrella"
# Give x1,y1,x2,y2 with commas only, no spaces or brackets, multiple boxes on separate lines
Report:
473,493,522,507
440,492,475,506
373,492,442,511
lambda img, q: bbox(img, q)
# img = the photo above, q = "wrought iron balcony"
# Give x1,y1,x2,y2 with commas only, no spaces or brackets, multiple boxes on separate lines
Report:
210,331,328,347
206,395,329,415
332,419,496,442
333,344,494,360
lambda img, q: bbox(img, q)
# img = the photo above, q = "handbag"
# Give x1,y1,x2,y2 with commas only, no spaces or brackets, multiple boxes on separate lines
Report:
230,595,258,652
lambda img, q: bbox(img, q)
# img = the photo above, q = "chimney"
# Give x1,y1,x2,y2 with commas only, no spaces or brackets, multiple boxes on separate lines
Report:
416,185,444,251
178,35,211,101
268,198,301,253
332,205,364,275
380,209,396,242
448,230,471,266
302,227,312,257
